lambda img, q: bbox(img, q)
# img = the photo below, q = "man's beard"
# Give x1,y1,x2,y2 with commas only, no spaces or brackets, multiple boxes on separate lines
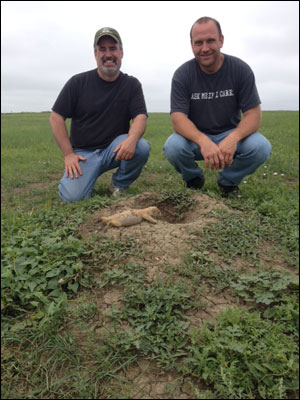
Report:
100,59,121,77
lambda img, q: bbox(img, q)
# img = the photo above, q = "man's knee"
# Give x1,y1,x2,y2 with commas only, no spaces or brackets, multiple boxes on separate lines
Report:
58,182,90,203
258,135,272,163
244,133,272,164
135,138,151,162
163,133,186,162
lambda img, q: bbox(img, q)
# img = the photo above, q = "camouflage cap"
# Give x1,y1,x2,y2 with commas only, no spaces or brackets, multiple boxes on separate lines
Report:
94,27,122,47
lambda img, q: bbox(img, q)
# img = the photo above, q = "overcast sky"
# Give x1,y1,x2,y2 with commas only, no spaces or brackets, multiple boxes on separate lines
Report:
1,1,299,113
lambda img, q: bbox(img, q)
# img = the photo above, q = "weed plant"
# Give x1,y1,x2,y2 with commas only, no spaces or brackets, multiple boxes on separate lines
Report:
104,280,192,370
184,308,298,399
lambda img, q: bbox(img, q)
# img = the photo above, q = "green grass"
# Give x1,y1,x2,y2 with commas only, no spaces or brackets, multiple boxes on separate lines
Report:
1,111,299,399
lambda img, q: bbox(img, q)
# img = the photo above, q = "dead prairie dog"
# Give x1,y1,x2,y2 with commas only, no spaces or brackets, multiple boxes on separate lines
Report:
100,206,160,227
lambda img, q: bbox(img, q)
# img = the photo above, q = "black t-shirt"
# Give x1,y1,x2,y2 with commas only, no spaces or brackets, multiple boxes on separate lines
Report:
171,54,261,135
52,69,148,149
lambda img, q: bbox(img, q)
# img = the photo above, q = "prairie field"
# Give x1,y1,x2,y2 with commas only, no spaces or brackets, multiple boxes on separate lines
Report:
1,111,299,399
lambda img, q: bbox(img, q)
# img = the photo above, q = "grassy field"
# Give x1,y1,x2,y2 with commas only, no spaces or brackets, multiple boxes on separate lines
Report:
1,111,299,399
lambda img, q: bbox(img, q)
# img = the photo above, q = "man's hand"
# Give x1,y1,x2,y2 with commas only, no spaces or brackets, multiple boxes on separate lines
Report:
64,153,86,179
113,136,137,161
200,137,225,170
171,112,225,170
218,134,238,168
49,112,87,178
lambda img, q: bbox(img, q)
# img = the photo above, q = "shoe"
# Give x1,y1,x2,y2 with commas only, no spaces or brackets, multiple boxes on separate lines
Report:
109,180,128,197
186,176,205,190
218,182,239,197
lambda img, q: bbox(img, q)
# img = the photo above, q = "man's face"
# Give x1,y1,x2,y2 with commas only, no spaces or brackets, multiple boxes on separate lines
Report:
191,20,224,73
94,36,123,81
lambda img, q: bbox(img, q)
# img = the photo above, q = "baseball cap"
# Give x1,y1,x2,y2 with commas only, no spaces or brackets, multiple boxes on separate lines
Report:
94,27,122,47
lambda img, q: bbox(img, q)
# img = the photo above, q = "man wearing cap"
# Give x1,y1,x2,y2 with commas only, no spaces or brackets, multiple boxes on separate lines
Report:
50,27,150,202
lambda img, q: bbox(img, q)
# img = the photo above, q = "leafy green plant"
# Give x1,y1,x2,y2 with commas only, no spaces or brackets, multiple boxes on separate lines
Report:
184,308,299,399
1,210,90,318
98,263,146,288
104,281,192,369
181,250,238,293
69,301,98,322
158,189,195,207
231,270,298,307
263,297,299,338
196,210,263,261
157,189,195,220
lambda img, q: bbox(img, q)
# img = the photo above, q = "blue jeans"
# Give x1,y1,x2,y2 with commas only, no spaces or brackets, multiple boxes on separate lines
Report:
59,134,150,202
163,130,272,187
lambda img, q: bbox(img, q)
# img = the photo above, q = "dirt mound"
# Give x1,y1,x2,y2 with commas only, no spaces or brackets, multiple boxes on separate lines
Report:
78,192,232,275
78,192,237,317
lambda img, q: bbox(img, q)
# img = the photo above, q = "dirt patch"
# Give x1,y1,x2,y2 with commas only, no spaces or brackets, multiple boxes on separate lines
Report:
109,358,209,399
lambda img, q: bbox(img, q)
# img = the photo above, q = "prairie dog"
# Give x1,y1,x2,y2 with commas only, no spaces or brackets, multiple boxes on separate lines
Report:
100,206,160,227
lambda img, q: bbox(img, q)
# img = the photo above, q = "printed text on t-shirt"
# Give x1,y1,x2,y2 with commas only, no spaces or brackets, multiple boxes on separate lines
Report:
191,89,235,100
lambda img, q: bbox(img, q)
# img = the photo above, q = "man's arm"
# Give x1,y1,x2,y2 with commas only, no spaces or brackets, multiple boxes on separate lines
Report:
171,112,225,170
113,114,147,161
49,111,86,178
218,105,262,166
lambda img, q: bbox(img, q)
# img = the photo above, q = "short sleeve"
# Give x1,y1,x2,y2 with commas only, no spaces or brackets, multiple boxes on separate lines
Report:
129,79,148,119
52,76,79,119
236,65,261,113
170,66,190,115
